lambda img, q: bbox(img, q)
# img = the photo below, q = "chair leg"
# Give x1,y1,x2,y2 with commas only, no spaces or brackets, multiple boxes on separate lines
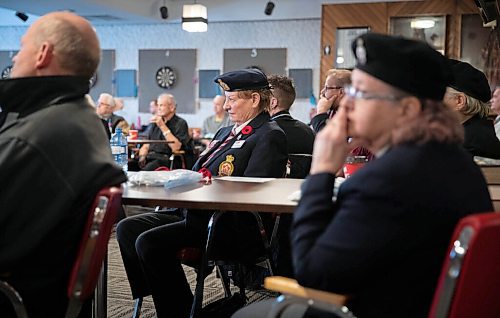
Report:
216,265,232,298
132,298,142,318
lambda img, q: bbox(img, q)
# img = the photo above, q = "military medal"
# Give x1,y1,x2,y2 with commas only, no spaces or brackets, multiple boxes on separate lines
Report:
218,155,235,176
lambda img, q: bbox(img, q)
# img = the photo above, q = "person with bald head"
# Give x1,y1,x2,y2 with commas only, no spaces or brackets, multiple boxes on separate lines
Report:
202,94,231,138
0,12,126,317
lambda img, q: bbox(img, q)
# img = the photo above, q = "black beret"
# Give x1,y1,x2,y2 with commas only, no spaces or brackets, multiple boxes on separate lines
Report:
214,69,270,92
352,32,452,101
448,59,491,103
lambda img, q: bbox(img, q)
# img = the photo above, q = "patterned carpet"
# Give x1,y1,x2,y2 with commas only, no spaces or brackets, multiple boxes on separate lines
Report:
106,228,276,317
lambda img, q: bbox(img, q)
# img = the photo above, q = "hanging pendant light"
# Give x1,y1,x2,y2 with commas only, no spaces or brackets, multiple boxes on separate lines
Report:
182,3,208,32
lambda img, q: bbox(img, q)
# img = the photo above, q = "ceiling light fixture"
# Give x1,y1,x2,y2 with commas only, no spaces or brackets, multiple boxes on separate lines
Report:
15,11,29,22
182,3,208,32
410,19,435,29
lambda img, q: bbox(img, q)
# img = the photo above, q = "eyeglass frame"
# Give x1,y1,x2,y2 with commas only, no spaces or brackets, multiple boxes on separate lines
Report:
324,85,343,91
343,85,408,102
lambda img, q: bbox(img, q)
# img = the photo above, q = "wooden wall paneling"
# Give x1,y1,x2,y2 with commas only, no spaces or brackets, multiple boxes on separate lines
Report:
320,3,387,89
387,0,455,17
457,0,480,14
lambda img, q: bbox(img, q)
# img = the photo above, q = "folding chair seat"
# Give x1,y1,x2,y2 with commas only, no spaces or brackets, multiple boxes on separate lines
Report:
0,186,123,318
264,211,500,318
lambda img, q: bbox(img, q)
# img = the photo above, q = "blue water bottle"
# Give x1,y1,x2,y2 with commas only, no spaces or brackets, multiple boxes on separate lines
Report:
110,128,128,172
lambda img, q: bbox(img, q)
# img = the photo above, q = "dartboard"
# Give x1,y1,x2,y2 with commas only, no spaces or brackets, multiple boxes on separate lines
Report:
1,66,12,79
89,73,98,88
155,66,176,89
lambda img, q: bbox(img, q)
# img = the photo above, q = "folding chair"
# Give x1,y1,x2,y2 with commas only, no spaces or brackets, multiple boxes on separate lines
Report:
428,211,500,318
0,186,123,318
132,210,276,318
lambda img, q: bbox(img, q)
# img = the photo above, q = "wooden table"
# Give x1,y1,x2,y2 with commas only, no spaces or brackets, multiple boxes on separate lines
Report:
123,177,302,213
481,166,500,185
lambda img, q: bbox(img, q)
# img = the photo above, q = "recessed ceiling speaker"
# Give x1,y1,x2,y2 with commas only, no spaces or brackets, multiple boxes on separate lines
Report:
265,2,275,16
160,6,168,19
15,11,29,22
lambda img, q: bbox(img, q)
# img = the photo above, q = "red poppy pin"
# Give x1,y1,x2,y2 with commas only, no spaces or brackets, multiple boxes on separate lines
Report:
198,167,212,184
241,125,253,135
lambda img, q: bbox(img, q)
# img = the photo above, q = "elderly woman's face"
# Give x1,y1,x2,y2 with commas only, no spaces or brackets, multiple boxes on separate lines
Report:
341,69,404,148
223,91,259,125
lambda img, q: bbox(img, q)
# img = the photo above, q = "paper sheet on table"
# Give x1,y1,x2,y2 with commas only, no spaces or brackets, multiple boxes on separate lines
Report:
216,176,275,183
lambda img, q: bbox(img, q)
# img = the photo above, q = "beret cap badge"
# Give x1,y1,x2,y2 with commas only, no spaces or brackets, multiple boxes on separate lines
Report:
217,79,230,91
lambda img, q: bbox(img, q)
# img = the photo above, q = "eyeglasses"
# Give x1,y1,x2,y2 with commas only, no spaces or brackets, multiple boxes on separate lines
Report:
343,85,406,102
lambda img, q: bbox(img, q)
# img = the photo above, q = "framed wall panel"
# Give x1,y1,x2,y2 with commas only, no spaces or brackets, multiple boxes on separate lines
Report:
89,50,115,102
199,70,221,98
223,48,286,76
288,69,312,99
139,49,196,114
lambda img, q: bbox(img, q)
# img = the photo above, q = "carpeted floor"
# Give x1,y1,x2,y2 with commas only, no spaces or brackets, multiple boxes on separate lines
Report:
106,229,276,317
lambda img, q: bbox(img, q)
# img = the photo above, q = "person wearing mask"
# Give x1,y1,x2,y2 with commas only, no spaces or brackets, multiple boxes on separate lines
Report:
234,33,492,318
0,12,126,318
116,68,287,318
444,59,500,159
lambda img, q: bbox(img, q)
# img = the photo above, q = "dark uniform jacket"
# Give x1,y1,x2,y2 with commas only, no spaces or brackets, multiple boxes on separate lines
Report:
271,110,314,178
0,76,127,318
293,141,492,318
463,114,500,159
189,112,287,259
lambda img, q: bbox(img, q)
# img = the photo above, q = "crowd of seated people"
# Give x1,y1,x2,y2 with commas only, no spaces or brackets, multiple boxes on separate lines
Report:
234,32,493,318
2,9,500,318
116,68,288,318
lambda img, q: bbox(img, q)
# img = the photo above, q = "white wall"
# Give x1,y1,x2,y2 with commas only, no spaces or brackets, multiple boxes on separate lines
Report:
0,18,321,127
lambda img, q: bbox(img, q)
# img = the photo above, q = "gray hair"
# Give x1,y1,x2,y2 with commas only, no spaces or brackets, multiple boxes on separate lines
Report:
447,87,491,118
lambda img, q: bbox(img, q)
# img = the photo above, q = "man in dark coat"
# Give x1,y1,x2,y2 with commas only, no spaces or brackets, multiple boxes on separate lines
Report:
268,75,315,179
234,33,492,318
0,12,127,318
116,68,287,318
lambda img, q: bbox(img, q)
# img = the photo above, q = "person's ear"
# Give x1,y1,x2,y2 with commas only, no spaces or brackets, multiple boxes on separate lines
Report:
399,96,422,121
270,96,278,109
455,93,467,111
35,42,54,69
251,92,261,109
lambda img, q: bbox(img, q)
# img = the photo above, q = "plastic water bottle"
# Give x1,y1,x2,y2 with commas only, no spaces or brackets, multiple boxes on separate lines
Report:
110,128,128,172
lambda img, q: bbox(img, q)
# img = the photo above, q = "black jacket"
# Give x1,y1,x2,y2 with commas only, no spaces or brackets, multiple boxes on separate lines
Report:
293,142,492,318
0,76,127,317
463,114,500,159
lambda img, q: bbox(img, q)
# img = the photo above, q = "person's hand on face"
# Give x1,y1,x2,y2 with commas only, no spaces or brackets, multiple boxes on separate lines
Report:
310,106,356,175
150,115,166,129
316,93,337,114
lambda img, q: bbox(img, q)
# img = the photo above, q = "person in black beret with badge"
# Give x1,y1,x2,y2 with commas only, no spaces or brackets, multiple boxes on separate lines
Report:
233,33,492,318
443,59,500,159
116,68,287,318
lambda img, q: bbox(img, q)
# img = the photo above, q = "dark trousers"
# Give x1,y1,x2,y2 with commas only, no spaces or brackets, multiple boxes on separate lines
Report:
116,212,206,318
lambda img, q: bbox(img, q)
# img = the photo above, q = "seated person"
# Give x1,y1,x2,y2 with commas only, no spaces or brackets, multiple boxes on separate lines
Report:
268,74,315,179
444,59,500,159
137,93,193,170
0,12,127,318
116,68,287,318
234,33,492,318
202,94,231,139
96,92,130,135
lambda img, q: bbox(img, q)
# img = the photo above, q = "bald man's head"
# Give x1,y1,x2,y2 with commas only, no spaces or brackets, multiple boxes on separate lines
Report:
11,12,100,79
